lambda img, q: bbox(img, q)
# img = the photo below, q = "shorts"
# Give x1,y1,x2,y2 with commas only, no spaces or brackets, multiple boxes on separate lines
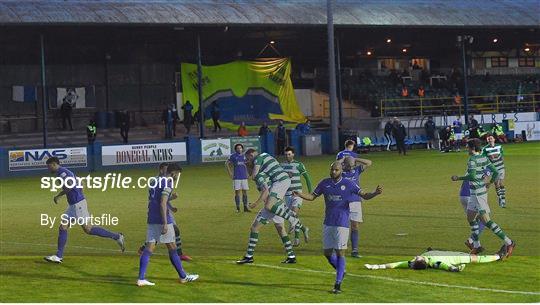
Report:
455,133,463,140
427,132,435,140
496,169,505,180
146,223,175,244
255,208,284,225
285,195,303,209
467,194,491,214
63,199,90,224
323,225,349,250
349,201,363,222
233,179,249,191
460,196,470,212
269,178,291,200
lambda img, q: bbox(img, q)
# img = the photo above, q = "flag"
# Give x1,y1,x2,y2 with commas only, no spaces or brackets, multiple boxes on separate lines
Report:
12,86,36,103
56,87,86,108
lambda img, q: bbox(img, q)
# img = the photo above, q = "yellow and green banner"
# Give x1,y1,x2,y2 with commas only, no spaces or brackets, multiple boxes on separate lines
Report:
181,58,305,125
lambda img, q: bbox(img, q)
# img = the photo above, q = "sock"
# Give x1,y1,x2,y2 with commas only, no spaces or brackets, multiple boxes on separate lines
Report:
476,255,500,263
173,225,183,256
350,230,359,252
478,221,485,235
336,256,346,284
138,249,152,280
485,220,512,245
234,195,240,210
56,227,68,258
269,202,302,229
294,228,300,240
469,220,480,245
89,227,120,240
499,187,506,203
246,232,259,257
281,236,295,258
242,195,248,208
168,249,187,279
325,253,337,269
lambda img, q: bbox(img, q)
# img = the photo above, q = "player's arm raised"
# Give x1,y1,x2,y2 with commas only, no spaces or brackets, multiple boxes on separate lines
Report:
360,185,383,200
355,157,372,170
299,163,314,193
452,161,477,182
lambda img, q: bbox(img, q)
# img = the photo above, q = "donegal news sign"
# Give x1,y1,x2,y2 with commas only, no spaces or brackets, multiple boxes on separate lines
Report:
102,142,187,166
8,147,87,171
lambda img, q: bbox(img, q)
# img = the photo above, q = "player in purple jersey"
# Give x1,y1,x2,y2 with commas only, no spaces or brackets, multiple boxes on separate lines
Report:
43,157,125,264
294,162,382,294
336,139,358,161
226,143,250,212
342,156,373,258
137,163,198,286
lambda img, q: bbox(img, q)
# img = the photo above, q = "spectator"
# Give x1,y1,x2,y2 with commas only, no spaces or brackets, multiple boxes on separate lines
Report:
275,120,287,155
258,122,270,137
492,123,507,143
237,121,248,137
211,101,222,132
424,116,436,150
384,118,394,151
119,110,130,143
418,86,425,98
468,115,479,138
181,100,193,134
454,93,462,106
401,86,409,97
371,103,380,117
60,98,74,131
86,120,97,145
171,103,180,137
295,119,311,135
392,118,407,155
452,117,464,150
439,126,451,152
162,104,173,139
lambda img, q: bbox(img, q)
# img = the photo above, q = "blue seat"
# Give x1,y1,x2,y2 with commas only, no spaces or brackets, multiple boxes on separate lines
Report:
420,134,428,143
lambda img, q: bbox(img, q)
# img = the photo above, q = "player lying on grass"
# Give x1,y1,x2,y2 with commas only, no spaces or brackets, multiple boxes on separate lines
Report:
451,138,515,256
280,146,313,246
482,134,507,208
341,156,372,258
245,149,308,239
236,172,297,264
138,163,191,261
44,157,125,264
137,163,198,286
225,143,251,212
365,247,507,272
294,162,382,294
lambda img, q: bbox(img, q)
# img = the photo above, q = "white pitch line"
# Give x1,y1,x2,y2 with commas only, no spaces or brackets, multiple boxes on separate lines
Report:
247,263,540,296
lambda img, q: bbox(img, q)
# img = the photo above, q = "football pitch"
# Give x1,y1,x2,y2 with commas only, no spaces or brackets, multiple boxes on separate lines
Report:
1,142,539,302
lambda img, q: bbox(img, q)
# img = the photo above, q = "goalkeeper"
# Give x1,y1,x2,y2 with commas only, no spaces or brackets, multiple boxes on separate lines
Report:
364,248,506,272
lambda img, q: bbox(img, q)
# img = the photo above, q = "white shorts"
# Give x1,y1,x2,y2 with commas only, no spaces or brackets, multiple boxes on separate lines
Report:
468,194,491,214
63,199,90,223
349,201,363,222
146,223,175,244
285,195,303,209
255,208,284,225
497,169,505,180
233,179,249,191
269,178,291,200
323,225,350,250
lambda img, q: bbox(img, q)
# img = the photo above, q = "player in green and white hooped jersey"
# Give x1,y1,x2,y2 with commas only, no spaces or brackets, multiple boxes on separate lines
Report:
281,146,313,246
483,134,507,208
451,139,515,257
236,172,297,264
244,149,308,237
365,248,505,272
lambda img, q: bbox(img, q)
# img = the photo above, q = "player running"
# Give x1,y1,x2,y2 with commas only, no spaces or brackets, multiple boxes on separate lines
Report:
236,172,297,264
451,138,515,256
364,247,506,272
280,146,313,246
341,155,372,258
138,163,191,261
336,139,358,161
244,149,308,239
137,163,198,286
295,162,382,294
226,143,250,212
482,134,507,208
44,157,125,264
459,178,486,252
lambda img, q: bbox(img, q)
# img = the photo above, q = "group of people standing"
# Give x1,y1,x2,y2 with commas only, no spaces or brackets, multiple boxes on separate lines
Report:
164,100,222,138
383,117,408,155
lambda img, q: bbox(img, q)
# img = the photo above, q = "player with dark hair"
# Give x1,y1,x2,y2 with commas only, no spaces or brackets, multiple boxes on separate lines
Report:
44,157,125,263
483,134,507,207
336,140,358,161
226,143,250,212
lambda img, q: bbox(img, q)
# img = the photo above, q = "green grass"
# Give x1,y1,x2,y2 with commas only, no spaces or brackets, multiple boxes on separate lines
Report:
1,142,539,302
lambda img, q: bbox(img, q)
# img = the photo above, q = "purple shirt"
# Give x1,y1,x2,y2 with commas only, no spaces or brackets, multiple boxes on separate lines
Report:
313,177,361,228
57,167,85,205
147,177,174,224
459,181,470,197
336,150,358,160
342,167,363,201
228,153,248,180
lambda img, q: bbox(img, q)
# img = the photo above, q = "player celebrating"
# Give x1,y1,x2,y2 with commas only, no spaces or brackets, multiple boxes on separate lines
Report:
138,163,191,261
365,247,506,272
236,172,297,264
482,134,507,207
281,146,313,246
226,143,250,212
137,163,198,286
44,157,125,264
295,162,382,294
244,149,308,238
451,139,515,256
336,139,358,161
342,156,372,258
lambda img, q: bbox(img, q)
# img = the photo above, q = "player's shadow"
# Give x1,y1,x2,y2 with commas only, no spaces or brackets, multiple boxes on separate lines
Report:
201,278,326,293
